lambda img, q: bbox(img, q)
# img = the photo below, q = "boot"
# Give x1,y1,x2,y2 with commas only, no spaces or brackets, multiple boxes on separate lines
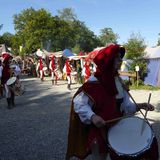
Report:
52,80,54,85
67,84,71,90
11,95,15,107
7,98,12,109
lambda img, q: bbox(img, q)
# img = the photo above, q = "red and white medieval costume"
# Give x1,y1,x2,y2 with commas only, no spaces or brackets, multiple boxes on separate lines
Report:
66,44,159,160
38,58,44,81
82,61,91,82
64,60,72,89
1,53,16,108
49,55,58,85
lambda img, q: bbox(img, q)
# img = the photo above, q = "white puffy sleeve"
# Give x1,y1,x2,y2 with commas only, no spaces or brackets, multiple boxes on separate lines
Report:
73,92,95,124
121,90,137,115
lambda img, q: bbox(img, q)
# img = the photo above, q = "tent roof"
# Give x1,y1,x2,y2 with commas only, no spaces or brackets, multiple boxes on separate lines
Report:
144,46,160,59
63,49,74,58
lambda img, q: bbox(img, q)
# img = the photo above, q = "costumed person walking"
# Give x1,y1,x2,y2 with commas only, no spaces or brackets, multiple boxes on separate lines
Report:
66,44,159,160
76,61,82,84
64,60,72,90
82,60,91,83
1,53,16,109
38,57,44,81
49,55,58,85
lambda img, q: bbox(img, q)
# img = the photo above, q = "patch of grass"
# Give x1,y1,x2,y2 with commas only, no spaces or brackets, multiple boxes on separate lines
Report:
129,85,160,90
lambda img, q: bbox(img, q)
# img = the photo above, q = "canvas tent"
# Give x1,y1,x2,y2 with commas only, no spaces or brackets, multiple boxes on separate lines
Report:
144,46,160,86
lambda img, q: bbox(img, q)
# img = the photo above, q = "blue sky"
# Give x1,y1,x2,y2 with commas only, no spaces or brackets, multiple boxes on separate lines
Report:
0,0,160,47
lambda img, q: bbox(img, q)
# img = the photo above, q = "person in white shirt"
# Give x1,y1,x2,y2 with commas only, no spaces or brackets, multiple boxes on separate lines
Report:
66,44,158,160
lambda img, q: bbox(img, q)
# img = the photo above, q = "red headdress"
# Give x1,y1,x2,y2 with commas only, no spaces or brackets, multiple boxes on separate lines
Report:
88,44,124,95
2,53,12,64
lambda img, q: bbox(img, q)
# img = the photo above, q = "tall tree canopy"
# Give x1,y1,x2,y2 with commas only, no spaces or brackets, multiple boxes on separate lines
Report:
0,32,14,47
13,8,54,53
124,33,147,80
99,27,119,46
57,8,77,21
13,7,101,54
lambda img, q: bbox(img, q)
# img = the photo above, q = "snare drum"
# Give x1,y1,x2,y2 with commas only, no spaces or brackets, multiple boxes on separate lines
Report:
6,77,17,86
107,116,154,159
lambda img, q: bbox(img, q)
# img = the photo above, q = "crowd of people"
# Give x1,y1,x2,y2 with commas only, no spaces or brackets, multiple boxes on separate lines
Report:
0,50,94,108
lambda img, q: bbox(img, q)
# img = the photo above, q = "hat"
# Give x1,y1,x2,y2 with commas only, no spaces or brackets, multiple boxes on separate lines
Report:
93,44,124,96
2,53,12,63
93,44,121,72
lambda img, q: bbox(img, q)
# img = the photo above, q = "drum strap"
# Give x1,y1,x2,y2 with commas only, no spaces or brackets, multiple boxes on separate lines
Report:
118,76,148,121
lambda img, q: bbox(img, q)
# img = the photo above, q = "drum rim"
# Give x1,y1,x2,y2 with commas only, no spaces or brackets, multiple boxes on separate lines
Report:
42,67,48,71
107,116,154,157
6,77,17,86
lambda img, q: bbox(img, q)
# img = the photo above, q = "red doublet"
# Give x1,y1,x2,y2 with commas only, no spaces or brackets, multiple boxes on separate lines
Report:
65,61,71,76
84,62,91,81
39,58,43,70
82,81,121,154
51,56,55,71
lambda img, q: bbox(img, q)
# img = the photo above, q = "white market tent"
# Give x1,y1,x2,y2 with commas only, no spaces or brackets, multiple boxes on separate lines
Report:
144,46,160,86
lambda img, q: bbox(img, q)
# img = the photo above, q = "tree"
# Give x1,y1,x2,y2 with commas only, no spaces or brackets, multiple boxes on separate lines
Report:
124,33,147,81
99,27,119,46
12,7,101,54
13,8,54,54
57,8,77,21
0,32,14,47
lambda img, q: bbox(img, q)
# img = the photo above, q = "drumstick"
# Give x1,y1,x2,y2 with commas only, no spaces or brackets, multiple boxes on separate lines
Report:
105,113,139,124
140,93,152,135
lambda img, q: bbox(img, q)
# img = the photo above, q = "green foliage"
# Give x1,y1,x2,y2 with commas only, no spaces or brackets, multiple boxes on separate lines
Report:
72,44,81,54
57,8,77,21
12,7,101,54
13,8,54,53
124,33,147,80
123,79,160,90
124,33,146,60
0,32,14,47
130,84,160,90
99,27,119,46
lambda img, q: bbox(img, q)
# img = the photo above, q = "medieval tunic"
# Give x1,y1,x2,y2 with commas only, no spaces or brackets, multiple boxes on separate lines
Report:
66,75,136,159
49,56,56,80
66,76,159,160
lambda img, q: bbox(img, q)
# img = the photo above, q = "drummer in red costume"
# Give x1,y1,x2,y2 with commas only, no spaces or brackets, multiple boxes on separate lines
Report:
1,53,16,109
38,57,44,81
49,55,58,85
66,44,159,160
64,60,72,90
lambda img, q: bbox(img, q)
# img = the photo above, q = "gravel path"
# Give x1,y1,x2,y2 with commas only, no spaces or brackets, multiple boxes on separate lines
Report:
0,76,160,160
